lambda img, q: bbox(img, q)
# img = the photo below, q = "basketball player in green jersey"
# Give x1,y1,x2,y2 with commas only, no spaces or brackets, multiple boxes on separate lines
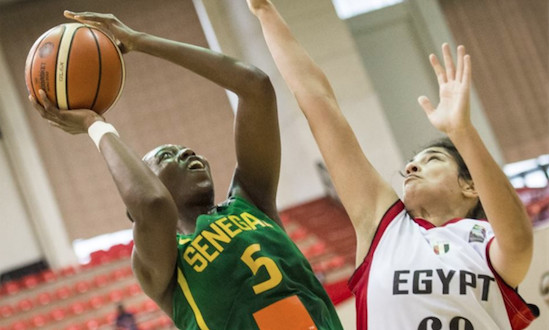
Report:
30,10,343,330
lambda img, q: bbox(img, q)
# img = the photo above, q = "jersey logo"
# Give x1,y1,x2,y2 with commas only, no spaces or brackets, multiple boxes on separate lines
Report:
432,241,450,255
468,224,486,243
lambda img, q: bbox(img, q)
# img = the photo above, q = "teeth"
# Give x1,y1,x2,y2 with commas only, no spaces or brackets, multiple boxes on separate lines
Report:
188,160,204,170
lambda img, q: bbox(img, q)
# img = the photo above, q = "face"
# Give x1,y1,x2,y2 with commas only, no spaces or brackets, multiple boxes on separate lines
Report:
402,147,464,210
143,144,214,206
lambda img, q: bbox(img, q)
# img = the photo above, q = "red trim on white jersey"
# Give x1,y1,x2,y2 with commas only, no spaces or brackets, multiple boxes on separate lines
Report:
348,200,537,330
485,239,539,329
348,200,405,330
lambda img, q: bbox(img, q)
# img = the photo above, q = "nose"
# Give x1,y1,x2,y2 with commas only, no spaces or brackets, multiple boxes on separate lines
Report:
177,148,195,161
405,161,420,175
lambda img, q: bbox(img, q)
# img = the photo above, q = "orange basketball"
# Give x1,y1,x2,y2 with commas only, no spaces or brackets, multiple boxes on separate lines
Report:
25,23,125,115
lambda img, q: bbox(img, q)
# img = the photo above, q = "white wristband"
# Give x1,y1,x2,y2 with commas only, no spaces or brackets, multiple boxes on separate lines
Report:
88,121,119,150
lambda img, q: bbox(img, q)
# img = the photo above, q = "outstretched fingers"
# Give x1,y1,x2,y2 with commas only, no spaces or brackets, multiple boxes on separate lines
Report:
418,95,435,116
430,54,446,85
442,43,455,81
463,54,472,86
455,45,465,82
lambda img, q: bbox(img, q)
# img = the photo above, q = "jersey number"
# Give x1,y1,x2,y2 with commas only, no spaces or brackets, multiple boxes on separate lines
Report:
241,244,283,294
418,316,473,330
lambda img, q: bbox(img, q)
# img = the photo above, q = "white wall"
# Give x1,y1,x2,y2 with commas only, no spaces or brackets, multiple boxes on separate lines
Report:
0,43,76,270
0,139,42,273
346,0,503,163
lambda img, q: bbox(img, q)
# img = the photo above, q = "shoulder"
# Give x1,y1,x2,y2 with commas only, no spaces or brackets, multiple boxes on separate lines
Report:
227,185,282,228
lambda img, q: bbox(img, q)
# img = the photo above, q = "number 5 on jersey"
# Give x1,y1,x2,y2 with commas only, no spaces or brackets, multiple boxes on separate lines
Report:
241,244,283,294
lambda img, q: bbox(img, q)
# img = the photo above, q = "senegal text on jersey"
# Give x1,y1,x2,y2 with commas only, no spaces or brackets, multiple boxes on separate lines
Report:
180,212,274,272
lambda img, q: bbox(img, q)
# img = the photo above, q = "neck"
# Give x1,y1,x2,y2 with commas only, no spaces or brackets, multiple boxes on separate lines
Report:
177,202,214,234
408,202,471,227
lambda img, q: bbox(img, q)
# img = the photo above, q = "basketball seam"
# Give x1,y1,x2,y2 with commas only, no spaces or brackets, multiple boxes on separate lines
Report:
89,28,102,111
63,26,80,110
54,25,67,109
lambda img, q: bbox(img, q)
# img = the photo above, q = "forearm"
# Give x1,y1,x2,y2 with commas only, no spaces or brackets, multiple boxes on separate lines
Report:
254,3,336,108
131,32,264,95
98,132,178,228
449,127,532,252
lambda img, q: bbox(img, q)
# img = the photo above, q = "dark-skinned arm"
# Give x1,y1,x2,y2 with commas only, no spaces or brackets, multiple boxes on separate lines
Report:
66,11,282,225
30,91,178,316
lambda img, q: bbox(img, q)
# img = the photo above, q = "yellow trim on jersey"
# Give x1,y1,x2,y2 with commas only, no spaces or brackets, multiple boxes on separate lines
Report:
179,237,191,244
177,268,209,330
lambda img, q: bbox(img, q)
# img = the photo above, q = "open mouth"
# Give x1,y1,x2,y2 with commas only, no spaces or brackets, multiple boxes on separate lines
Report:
187,159,205,171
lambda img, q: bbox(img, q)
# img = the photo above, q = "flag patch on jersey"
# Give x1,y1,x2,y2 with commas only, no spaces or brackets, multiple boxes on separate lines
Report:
432,242,450,255
468,224,486,243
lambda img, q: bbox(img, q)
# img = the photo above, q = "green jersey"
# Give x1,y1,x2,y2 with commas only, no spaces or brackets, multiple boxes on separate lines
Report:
172,196,343,330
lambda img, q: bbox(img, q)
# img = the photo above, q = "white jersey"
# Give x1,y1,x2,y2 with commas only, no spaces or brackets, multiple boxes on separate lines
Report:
348,200,537,330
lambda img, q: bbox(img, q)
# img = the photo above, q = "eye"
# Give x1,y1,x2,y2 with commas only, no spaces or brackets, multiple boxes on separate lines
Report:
157,151,174,161
427,156,441,162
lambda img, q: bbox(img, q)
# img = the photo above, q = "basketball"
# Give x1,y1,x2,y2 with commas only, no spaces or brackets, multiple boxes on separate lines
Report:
25,23,125,115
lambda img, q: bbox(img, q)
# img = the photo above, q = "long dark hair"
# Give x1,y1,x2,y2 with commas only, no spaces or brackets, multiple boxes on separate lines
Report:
423,137,486,219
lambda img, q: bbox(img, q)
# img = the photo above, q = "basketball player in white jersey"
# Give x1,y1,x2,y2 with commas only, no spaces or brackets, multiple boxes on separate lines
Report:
246,0,539,329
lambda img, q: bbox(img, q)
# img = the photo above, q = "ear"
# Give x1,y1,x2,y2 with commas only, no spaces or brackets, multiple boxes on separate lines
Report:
458,177,478,199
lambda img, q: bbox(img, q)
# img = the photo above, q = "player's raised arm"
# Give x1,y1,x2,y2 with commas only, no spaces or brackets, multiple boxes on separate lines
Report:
247,0,398,259
418,43,533,287
67,10,282,224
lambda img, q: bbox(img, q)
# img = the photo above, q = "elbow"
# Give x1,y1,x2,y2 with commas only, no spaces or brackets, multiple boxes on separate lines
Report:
128,192,177,226
250,69,275,95
238,67,275,98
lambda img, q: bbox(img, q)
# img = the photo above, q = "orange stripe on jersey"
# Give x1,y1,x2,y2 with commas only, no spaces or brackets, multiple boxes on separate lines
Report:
253,295,317,330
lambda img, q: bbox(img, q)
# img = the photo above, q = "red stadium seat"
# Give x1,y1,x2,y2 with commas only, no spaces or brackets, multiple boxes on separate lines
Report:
89,250,111,265
35,291,54,306
16,298,33,313
8,320,28,330
103,311,117,324
304,241,327,258
107,243,130,260
138,320,155,330
55,286,73,300
88,295,105,310
30,313,50,328
121,265,133,277
59,265,77,277
4,281,20,295
49,307,66,322
68,301,88,316
327,255,346,269
141,299,159,313
157,315,173,327
289,227,308,241
126,283,142,297
0,304,14,318
83,318,100,330
280,214,291,225
107,289,125,303
110,268,127,282
92,274,110,288
74,280,91,294
21,275,40,290
65,325,82,330
40,270,57,283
